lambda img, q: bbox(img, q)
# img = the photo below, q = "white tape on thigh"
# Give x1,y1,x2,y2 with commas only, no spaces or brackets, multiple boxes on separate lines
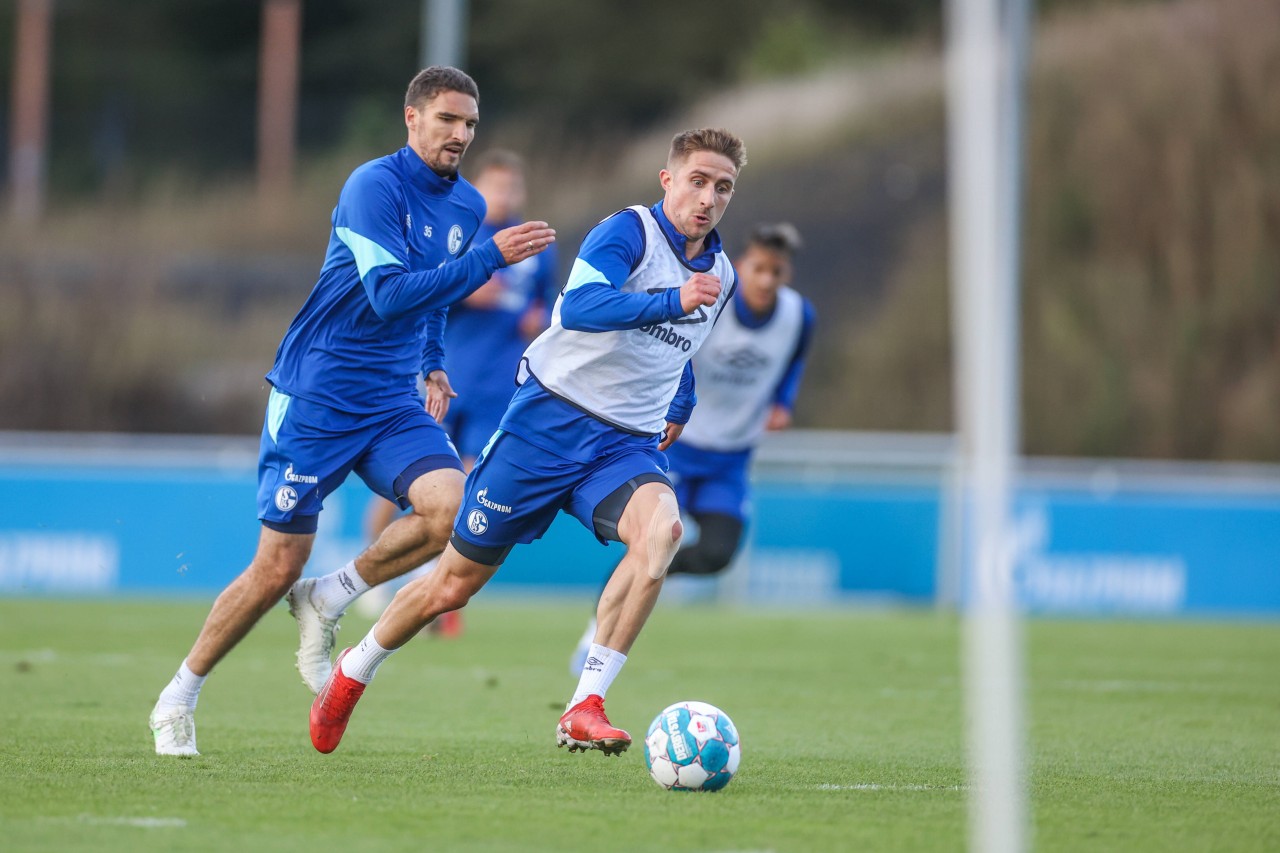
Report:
646,492,683,580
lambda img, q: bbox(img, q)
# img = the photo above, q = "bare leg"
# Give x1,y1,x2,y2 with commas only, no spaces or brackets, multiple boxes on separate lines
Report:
351,468,464,587
592,482,683,654
186,528,314,674
363,495,402,542
306,541,501,754
373,543,498,649
290,468,468,694
554,484,679,755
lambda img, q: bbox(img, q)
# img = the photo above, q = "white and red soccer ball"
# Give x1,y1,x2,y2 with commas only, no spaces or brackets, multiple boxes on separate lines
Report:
643,700,740,792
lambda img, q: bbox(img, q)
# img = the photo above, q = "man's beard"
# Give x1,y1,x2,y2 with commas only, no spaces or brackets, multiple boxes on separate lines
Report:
428,150,460,178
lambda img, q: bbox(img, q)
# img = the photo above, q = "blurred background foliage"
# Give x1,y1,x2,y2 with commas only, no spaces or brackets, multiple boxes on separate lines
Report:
0,0,1276,462
0,0,937,194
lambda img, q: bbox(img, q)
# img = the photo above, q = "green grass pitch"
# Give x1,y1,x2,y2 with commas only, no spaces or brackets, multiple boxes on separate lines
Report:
1,598,1276,852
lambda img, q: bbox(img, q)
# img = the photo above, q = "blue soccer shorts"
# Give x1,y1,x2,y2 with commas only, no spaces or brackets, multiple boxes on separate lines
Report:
449,430,672,566
256,387,463,534
443,389,510,462
663,441,752,522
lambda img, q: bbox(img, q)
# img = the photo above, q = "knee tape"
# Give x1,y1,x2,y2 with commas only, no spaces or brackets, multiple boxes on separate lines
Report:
646,492,683,580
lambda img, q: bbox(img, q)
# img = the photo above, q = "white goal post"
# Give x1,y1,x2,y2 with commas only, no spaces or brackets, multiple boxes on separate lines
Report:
945,0,1033,850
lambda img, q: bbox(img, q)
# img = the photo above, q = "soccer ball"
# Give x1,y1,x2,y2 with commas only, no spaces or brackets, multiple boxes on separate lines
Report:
643,701,740,792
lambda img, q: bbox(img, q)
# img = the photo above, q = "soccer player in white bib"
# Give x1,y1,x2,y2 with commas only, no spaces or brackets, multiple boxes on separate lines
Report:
309,128,748,757
570,223,814,672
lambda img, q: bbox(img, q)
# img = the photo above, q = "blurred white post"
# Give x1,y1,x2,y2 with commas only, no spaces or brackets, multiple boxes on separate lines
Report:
421,0,468,69
946,0,1032,851
8,0,53,223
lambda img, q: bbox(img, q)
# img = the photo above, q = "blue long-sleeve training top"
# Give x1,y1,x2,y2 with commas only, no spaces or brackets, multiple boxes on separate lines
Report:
266,145,505,414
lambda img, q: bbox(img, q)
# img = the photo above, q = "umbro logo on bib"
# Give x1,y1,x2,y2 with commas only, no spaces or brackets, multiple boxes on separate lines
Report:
637,322,692,352
647,287,710,325
725,346,770,370
672,305,708,325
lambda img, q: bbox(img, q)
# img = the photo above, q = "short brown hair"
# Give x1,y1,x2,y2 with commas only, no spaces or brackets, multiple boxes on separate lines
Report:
668,128,747,172
748,222,803,255
471,148,525,179
405,66,479,109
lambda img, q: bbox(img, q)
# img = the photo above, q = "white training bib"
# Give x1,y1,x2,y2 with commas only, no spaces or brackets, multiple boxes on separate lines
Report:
680,287,806,451
520,206,734,434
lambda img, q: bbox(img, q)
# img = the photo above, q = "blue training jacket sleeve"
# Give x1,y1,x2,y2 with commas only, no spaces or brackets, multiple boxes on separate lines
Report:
558,210,685,332
421,308,447,376
664,360,697,425
772,298,817,409
335,168,505,321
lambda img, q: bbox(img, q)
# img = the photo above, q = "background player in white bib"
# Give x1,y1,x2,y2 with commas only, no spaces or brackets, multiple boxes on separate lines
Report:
308,128,749,758
570,222,815,672
146,67,556,756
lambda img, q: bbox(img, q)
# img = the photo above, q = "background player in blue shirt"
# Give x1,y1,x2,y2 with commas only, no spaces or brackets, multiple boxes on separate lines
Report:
308,129,748,759
148,66,556,756
445,148,561,463
360,149,559,634
570,222,815,671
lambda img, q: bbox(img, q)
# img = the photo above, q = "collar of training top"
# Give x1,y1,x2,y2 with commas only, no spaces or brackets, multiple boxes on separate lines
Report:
399,146,459,197
734,287,778,328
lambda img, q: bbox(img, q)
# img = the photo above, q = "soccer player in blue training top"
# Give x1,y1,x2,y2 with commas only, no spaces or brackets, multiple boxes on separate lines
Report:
147,66,556,756
359,149,559,635
569,222,815,672
308,128,748,757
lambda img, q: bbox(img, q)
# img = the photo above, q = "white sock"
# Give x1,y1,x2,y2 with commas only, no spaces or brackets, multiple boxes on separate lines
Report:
312,560,370,619
570,643,627,705
157,659,206,709
340,629,396,684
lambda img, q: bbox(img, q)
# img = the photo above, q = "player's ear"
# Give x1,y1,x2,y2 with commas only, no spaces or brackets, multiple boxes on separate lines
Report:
659,169,673,192
404,105,416,130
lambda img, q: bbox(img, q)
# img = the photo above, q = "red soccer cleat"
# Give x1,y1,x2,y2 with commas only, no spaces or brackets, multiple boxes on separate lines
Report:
425,609,463,638
309,648,366,754
556,694,631,757
436,609,463,638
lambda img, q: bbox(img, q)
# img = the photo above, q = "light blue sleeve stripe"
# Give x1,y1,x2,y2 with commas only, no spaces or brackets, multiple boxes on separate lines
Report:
335,226,403,280
563,258,609,293
266,388,290,443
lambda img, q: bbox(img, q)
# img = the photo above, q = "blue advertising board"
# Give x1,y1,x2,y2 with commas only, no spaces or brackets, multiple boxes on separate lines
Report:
1,434,1277,617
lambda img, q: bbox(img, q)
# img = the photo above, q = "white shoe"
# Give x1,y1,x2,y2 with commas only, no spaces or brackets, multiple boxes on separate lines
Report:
568,617,597,678
288,577,342,694
150,703,199,756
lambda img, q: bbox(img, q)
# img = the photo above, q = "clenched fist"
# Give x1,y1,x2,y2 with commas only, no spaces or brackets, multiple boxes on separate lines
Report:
679,272,721,315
